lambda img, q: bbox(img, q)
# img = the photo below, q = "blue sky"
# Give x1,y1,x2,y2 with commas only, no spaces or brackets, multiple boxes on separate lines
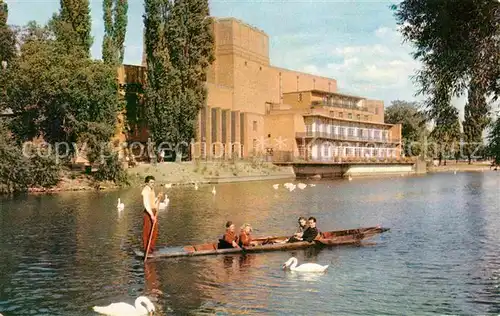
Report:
6,0,466,112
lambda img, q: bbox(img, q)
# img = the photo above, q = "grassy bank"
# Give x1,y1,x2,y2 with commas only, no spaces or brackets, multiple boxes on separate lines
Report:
27,169,121,193
127,160,295,186
22,160,294,194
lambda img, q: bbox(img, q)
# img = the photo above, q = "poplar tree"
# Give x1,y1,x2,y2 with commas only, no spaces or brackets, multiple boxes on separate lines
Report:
143,0,179,157
102,0,128,65
143,0,214,161
462,81,491,163
487,116,500,166
0,0,15,64
51,0,93,54
168,0,215,148
424,80,461,165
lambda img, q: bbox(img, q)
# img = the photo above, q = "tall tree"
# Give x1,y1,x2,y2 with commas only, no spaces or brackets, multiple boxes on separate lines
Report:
0,0,15,64
393,0,500,100
102,0,128,65
393,0,498,163
424,81,461,165
51,0,93,54
167,0,215,141
384,100,427,156
487,116,500,166
143,0,214,161
462,80,491,163
143,0,179,160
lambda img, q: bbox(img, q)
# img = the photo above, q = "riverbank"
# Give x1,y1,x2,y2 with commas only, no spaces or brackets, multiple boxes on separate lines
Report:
26,160,295,193
28,172,121,193
427,161,494,173
25,160,495,194
127,160,295,186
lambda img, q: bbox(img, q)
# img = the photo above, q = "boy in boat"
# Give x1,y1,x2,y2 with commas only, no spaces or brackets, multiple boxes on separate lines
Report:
218,221,240,249
142,175,159,253
288,217,319,243
239,223,257,247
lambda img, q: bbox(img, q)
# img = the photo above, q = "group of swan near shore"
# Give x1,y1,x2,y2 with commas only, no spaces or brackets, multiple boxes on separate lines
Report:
92,257,327,315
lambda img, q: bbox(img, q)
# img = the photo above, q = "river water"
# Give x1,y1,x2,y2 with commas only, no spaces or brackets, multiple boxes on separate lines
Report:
0,172,499,315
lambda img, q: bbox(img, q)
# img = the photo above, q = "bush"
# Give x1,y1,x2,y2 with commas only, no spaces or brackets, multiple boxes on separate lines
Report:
28,148,62,188
93,151,129,185
0,135,61,193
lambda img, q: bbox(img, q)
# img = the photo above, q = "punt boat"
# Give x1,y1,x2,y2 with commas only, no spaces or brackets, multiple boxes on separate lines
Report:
134,226,389,259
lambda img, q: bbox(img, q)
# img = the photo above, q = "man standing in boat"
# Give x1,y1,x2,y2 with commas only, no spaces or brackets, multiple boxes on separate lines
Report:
142,176,159,253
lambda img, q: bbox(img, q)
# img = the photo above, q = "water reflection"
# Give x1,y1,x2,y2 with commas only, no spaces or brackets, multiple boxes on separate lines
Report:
0,173,499,315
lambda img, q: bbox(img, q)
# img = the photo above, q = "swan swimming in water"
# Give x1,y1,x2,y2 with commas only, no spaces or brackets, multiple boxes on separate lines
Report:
158,195,170,211
117,198,124,211
297,183,307,190
92,296,155,315
282,257,329,272
272,184,279,190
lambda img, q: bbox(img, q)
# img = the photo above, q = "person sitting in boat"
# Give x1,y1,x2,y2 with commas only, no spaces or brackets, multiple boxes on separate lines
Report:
302,217,319,242
294,216,308,238
218,221,240,249
239,223,257,248
285,216,308,243
287,217,319,243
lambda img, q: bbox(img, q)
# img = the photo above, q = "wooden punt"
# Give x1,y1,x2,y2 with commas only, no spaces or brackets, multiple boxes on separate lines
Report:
133,226,390,259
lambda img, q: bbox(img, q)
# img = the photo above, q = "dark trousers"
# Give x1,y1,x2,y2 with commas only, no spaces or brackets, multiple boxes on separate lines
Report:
143,210,158,253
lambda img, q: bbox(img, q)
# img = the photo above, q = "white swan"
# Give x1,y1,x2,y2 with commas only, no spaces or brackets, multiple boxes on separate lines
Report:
117,198,124,211
287,184,296,192
297,183,307,190
212,186,216,195
164,183,172,189
273,184,279,190
158,195,170,211
309,184,316,187
282,257,329,272
93,296,155,316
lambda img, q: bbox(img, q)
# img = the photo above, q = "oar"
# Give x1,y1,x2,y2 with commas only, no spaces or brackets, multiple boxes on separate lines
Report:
144,191,164,263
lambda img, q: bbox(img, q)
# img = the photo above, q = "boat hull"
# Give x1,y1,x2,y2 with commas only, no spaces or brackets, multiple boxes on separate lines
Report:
134,226,389,259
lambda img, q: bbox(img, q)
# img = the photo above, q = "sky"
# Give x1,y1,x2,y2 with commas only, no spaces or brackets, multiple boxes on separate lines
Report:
5,0,470,114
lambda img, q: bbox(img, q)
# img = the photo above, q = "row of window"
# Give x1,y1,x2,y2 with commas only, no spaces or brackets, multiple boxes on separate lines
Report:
307,123,391,139
308,144,398,159
330,111,369,121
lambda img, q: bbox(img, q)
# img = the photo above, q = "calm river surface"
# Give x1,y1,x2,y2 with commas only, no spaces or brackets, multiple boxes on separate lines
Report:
1,172,499,315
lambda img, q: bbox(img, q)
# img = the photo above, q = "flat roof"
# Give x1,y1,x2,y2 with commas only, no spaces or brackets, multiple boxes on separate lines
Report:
283,89,366,100
214,17,268,36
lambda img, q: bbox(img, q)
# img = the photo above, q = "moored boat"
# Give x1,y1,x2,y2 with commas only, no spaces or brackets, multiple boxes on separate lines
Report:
133,226,389,259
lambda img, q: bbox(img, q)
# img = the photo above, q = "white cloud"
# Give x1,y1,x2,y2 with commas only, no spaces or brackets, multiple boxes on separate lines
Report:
296,26,423,106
